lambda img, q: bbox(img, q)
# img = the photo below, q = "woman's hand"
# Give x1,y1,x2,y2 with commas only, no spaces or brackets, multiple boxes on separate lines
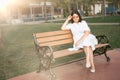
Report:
75,31,90,47
61,15,72,30
67,15,72,21
75,40,80,47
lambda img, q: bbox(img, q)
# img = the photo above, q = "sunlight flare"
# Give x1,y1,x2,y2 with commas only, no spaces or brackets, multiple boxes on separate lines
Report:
0,0,20,17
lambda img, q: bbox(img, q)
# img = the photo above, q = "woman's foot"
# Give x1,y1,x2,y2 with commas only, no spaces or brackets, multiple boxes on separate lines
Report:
86,62,91,68
90,69,95,73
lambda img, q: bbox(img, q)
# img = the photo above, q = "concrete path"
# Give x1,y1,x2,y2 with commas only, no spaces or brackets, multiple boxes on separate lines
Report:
9,48,120,80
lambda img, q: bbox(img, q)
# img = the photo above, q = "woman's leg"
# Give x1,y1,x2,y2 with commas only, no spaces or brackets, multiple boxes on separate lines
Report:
83,46,90,68
83,46,95,72
88,46,95,72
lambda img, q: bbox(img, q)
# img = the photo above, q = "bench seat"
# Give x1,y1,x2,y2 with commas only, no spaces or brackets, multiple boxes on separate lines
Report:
53,43,109,58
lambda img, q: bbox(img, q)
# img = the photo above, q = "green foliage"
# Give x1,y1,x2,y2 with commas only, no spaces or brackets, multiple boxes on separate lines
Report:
63,7,69,18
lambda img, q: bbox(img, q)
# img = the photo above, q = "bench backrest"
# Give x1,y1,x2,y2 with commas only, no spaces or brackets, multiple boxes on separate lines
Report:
33,30,73,46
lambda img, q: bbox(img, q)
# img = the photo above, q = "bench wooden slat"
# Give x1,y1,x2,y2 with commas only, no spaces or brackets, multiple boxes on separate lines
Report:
35,30,71,38
53,43,109,58
95,43,109,48
39,39,73,46
53,49,83,58
37,34,73,43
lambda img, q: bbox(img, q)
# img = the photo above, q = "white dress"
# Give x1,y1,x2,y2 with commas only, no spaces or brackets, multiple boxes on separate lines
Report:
66,20,98,51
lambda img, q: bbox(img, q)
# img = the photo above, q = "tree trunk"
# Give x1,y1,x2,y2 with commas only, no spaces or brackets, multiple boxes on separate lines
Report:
93,4,95,16
0,27,3,45
102,0,106,16
44,0,48,22
67,3,71,14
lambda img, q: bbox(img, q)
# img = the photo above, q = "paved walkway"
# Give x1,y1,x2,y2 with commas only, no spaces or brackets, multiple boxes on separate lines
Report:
9,48,120,80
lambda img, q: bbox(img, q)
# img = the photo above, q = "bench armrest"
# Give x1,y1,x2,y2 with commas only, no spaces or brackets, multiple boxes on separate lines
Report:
96,35,109,44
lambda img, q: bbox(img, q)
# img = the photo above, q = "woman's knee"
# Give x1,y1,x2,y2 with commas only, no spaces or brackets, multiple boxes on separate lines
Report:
83,46,91,49
83,46,92,52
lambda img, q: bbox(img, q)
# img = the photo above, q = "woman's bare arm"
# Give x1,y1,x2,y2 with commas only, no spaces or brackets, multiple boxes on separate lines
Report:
61,15,72,30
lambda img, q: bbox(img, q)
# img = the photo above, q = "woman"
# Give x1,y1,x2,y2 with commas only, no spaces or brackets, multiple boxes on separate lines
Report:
61,10,98,73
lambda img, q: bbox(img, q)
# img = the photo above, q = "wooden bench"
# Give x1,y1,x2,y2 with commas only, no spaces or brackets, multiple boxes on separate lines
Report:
33,30,110,72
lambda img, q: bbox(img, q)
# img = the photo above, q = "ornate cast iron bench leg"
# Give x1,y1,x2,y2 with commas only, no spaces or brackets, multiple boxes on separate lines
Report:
104,45,111,62
94,35,111,62
36,46,56,80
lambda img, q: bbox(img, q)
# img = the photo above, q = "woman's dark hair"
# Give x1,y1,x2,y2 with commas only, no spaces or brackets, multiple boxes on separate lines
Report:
70,10,82,23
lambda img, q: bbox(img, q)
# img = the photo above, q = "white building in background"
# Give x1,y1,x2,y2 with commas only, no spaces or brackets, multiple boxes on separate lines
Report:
89,3,102,15
2,1,54,24
28,2,53,19
95,3,102,14
90,1,109,15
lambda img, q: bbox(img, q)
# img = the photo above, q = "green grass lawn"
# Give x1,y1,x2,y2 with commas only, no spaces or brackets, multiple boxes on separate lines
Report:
0,16,120,79
84,15,120,23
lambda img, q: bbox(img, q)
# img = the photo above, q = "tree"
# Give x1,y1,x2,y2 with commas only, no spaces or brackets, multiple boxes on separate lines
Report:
107,0,120,8
88,0,98,16
98,0,106,16
51,0,71,17
44,0,48,22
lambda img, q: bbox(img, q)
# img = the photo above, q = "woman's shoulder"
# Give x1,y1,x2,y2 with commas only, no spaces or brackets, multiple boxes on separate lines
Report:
67,23,74,28
79,20,87,24
81,20,87,23
68,23,73,26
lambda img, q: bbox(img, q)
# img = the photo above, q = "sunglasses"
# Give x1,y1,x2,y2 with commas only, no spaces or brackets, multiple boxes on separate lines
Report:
72,16,79,19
